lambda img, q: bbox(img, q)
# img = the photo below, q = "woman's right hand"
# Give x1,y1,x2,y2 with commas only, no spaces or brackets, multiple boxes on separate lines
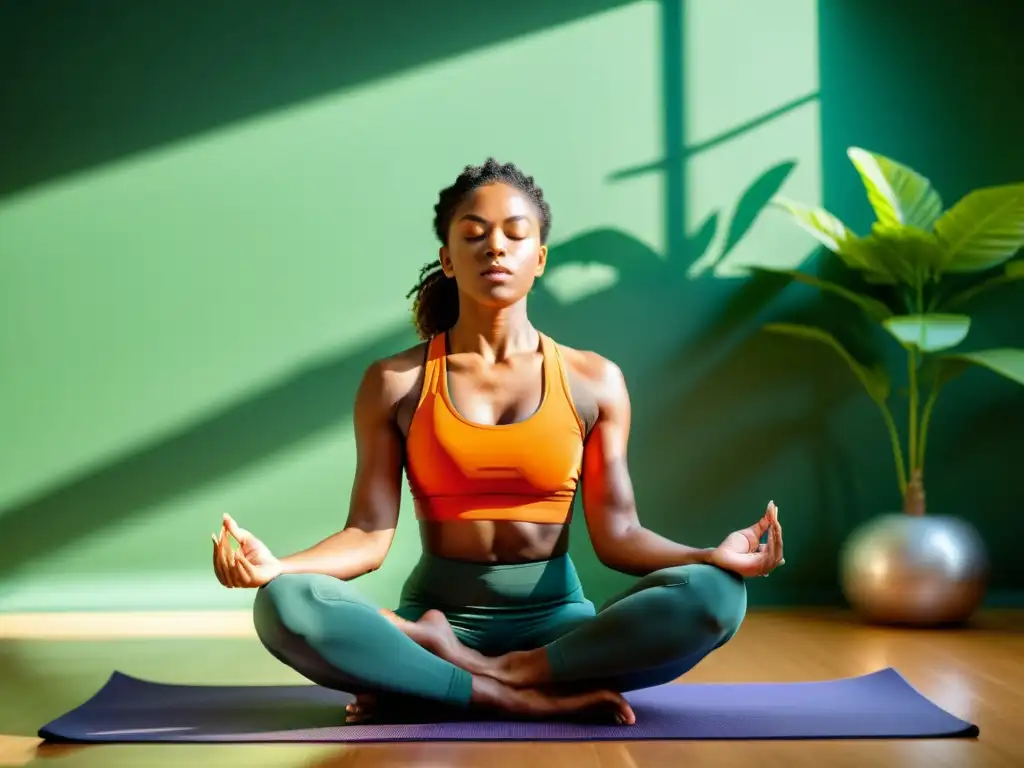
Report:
212,513,284,588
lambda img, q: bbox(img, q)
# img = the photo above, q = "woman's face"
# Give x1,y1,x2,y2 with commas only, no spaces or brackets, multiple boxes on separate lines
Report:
440,182,547,308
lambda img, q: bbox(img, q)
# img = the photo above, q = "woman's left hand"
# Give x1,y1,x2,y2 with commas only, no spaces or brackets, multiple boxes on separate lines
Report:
708,501,784,578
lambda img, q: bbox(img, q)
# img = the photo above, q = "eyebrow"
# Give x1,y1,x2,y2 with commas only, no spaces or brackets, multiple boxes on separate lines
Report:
459,214,529,224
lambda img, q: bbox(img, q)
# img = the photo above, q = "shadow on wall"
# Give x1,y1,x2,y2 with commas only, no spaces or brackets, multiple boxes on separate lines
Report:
530,231,869,601
4,0,1022,607
0,177,866,607
2,0,840,603
0,326,417,580
0,0,638,200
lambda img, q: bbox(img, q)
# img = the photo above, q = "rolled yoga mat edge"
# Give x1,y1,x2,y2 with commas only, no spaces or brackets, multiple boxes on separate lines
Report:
37,667,980,743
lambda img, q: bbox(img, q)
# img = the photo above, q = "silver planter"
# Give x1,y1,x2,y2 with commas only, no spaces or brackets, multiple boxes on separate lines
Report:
839,513,989,626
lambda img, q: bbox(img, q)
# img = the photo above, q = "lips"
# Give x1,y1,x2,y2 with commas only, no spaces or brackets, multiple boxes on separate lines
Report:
481,264,512,276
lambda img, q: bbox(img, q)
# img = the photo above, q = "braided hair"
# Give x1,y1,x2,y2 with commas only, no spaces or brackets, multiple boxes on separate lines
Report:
406,158,552,340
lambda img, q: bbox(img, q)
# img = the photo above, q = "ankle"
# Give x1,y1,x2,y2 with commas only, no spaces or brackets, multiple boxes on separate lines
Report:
499,649,548,687
470,673,510,709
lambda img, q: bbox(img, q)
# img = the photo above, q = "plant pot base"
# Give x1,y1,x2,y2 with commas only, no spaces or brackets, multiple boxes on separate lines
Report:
839,513,989,627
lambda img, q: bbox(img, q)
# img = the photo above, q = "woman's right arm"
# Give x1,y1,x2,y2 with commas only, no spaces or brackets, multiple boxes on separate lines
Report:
276,359,406,580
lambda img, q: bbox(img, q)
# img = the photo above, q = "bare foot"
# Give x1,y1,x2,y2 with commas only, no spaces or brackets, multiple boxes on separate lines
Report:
382,609,465,660
472,675,636,725
344,693,377,724
382,608,506,677
344,681,635,726
381,608,547,688
345,693,444,725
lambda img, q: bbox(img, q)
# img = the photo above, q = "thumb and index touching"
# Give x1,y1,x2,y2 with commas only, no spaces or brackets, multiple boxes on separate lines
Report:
211,513,250,549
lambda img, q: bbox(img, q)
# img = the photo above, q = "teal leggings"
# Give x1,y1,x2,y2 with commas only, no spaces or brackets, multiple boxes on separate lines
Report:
253,553,746,706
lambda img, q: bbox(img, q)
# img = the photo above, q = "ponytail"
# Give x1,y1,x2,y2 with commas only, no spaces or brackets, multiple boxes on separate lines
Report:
406,261,459,340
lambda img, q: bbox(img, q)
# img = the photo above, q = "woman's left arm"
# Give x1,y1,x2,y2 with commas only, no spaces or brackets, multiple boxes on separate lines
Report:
578,356,715,576
578,354,784,578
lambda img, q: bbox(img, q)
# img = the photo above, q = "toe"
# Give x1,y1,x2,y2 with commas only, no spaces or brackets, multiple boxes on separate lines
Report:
620,702,636,725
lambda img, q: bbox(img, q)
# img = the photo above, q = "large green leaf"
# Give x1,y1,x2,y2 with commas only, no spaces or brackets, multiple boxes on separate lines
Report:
748,266,893,322
935,184,1024,273
862,224,947,285
882,314,971,352
769,198,866,267
942,259,1024,309
847,147,943,231
770,197,899,283
763,322,890,404
943,348,1024,387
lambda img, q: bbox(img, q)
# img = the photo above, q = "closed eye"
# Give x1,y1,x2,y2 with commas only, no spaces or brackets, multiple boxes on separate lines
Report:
459,214,532,242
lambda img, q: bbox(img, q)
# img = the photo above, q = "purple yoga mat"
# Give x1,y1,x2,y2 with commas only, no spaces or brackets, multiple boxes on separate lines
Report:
37,668,978,743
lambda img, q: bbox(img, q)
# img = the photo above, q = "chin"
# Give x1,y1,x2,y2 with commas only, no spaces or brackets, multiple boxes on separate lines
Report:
471,279,532,306
474,290,527,309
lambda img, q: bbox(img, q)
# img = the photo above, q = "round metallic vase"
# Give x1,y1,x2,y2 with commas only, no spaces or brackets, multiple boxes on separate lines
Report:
839,513,989,626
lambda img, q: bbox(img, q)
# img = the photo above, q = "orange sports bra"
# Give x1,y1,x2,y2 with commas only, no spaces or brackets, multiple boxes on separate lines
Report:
405,332,586,524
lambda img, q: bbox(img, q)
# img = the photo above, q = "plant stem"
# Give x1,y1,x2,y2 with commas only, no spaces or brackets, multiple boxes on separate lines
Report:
906,276,925,478
907,347,919,475
918,382,940,471
878,402,908,496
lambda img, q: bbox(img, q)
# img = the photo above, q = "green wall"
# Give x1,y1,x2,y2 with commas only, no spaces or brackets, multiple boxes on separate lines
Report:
1,0,1020,613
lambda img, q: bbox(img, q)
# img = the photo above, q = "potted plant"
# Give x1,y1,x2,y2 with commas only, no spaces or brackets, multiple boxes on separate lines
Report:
754,147,1024,625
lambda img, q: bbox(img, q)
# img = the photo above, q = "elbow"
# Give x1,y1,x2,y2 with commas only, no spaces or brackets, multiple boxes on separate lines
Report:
363,552,386,573
592,534,635,573
362,529,396,572
592,538,618,568
595,550,624,572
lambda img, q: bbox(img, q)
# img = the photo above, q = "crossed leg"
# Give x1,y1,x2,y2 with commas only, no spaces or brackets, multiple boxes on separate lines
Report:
252,573,634,723
388,563,747,693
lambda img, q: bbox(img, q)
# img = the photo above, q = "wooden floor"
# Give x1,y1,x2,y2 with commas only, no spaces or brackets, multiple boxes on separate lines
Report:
1,609,1021,767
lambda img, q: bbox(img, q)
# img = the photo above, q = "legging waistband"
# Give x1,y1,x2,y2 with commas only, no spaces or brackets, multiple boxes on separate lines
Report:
399,552,585,610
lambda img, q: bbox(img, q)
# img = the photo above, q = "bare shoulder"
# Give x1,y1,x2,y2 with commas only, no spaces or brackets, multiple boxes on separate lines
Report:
359,341,429,414
554,342,629,409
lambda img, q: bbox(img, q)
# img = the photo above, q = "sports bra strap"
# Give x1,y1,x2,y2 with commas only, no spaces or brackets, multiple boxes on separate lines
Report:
542,334,585,436
416,332,575,425
416,333,446,407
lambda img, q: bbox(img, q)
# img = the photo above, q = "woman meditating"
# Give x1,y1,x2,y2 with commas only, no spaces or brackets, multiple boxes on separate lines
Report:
211,159,785,726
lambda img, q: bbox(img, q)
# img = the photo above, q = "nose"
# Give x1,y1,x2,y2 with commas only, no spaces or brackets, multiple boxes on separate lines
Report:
486,227,507,256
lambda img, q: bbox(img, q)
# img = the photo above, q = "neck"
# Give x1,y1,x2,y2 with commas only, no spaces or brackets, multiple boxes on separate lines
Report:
448,296,537,361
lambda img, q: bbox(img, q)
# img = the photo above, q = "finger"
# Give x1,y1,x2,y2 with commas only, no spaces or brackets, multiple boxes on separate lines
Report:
227,546,242,588
230,560,248,588
751,500,776,539
771,522,782,569
223,514,249,547
236,551,257,577
763,523,778,576
217,527,237,587
217,528,231,581
212,535,227,586
214,529,229,585
235,552,259,586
